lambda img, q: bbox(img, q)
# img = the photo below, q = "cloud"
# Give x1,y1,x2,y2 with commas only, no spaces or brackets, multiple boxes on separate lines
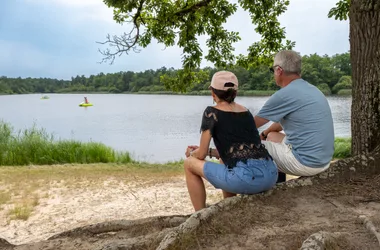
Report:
25,0,101,7
24,0,115,23
0,40,52,77
279,0,349,55
0,0,349,79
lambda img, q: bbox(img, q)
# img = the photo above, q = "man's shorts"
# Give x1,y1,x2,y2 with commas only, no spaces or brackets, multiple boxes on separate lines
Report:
261,137,330,176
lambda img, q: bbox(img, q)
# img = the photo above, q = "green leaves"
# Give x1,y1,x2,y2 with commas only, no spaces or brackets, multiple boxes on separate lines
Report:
160,69,210,93
98,0,234,91
328,0,350,21
236,0,294,68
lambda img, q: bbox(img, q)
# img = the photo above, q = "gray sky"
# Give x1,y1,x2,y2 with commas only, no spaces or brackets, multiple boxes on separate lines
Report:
0,0,349,79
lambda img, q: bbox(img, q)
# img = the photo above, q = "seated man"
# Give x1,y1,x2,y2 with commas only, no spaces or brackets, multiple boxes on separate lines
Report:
254,50,335,181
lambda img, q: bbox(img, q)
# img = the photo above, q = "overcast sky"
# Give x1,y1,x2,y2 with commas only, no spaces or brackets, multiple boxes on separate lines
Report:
0,0,349,79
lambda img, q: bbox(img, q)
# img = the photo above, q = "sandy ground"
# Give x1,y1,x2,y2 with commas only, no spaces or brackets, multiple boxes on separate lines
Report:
2,171,379,250
0,176,221,245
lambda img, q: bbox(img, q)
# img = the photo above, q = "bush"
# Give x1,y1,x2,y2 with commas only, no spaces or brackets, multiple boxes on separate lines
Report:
317,83,332,95
138,86,152,92
333,137,351,159
337,89,352,96
151,85,167,92
98,86,109,92
108,86,121,93
332,75,352,94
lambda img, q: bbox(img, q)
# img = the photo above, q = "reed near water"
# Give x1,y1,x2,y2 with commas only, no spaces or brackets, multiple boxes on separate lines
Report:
0,121,132,166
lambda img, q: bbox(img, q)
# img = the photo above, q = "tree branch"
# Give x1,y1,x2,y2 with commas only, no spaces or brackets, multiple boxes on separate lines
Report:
97,0,146,64
173,0,213,17
98,0,213,65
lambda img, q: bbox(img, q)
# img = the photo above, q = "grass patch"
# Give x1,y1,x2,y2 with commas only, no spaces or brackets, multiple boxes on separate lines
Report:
7,205,33,221
0,191,11,206
0,121,132,166
334,137,351,159
0,162,183,191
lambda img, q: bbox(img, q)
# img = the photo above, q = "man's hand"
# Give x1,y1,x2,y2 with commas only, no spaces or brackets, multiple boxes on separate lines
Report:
260,131,267,141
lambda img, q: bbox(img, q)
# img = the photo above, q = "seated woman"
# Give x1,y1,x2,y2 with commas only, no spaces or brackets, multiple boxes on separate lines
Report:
184,71,278,211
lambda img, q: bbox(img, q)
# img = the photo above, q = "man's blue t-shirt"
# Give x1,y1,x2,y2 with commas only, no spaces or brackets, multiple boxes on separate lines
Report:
257,79,334,168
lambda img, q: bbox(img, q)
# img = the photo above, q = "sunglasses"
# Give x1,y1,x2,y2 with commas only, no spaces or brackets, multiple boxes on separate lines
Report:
269,65,281,73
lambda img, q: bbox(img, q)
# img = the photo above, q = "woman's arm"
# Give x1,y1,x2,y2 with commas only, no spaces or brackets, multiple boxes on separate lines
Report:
189,130,212,160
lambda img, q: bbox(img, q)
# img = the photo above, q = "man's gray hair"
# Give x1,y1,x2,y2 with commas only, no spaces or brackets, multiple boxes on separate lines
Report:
274,50,302,74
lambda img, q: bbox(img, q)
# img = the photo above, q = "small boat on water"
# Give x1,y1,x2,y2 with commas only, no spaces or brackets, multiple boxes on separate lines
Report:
79,102,93,107
41,95,49,100
79,96,93,107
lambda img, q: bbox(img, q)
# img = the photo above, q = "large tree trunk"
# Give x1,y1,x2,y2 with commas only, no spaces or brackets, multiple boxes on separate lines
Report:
350,0,380,155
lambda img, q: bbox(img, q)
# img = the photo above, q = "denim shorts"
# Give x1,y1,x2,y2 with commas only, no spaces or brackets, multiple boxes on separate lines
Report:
203,159,278,195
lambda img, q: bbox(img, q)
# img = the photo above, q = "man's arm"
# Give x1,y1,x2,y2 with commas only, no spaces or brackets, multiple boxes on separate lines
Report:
254,115,283,140
254,115,269,129
263,122,283,136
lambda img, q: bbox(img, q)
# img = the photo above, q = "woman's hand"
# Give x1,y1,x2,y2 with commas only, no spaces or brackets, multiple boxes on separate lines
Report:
185,145,199,158
185,147,192,158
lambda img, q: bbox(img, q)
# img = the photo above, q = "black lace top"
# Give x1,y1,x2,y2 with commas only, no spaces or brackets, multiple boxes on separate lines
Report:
200,106,271,168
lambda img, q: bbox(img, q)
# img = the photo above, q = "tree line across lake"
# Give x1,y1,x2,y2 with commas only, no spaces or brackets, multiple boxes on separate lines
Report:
0,52,351,96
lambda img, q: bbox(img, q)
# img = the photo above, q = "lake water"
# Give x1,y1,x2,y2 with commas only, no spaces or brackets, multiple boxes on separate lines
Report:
0,94,351,163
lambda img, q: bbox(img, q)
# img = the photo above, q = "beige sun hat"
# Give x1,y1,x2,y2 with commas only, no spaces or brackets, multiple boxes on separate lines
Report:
209,71,239,91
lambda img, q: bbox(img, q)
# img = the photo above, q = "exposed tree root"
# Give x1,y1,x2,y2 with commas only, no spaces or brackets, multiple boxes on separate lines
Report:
299,231,336,250
359,215,380,246
0,238,14,250
48,215,188,240
95,227,175,250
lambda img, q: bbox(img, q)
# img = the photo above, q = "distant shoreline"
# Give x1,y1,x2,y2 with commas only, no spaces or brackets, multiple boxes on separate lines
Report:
0,90,352,97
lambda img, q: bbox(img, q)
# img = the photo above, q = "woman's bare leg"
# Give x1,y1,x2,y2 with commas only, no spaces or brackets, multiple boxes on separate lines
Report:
222,190,236,198
184,157,207,211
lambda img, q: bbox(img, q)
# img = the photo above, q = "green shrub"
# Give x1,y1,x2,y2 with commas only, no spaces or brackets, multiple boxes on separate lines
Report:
108,86,121,93
337,89,352,96
333,76,352,94
333,137,351,159
317,83,332,95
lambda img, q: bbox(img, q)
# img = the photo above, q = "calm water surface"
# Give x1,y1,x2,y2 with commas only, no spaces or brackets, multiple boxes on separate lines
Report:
0,94,351,163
